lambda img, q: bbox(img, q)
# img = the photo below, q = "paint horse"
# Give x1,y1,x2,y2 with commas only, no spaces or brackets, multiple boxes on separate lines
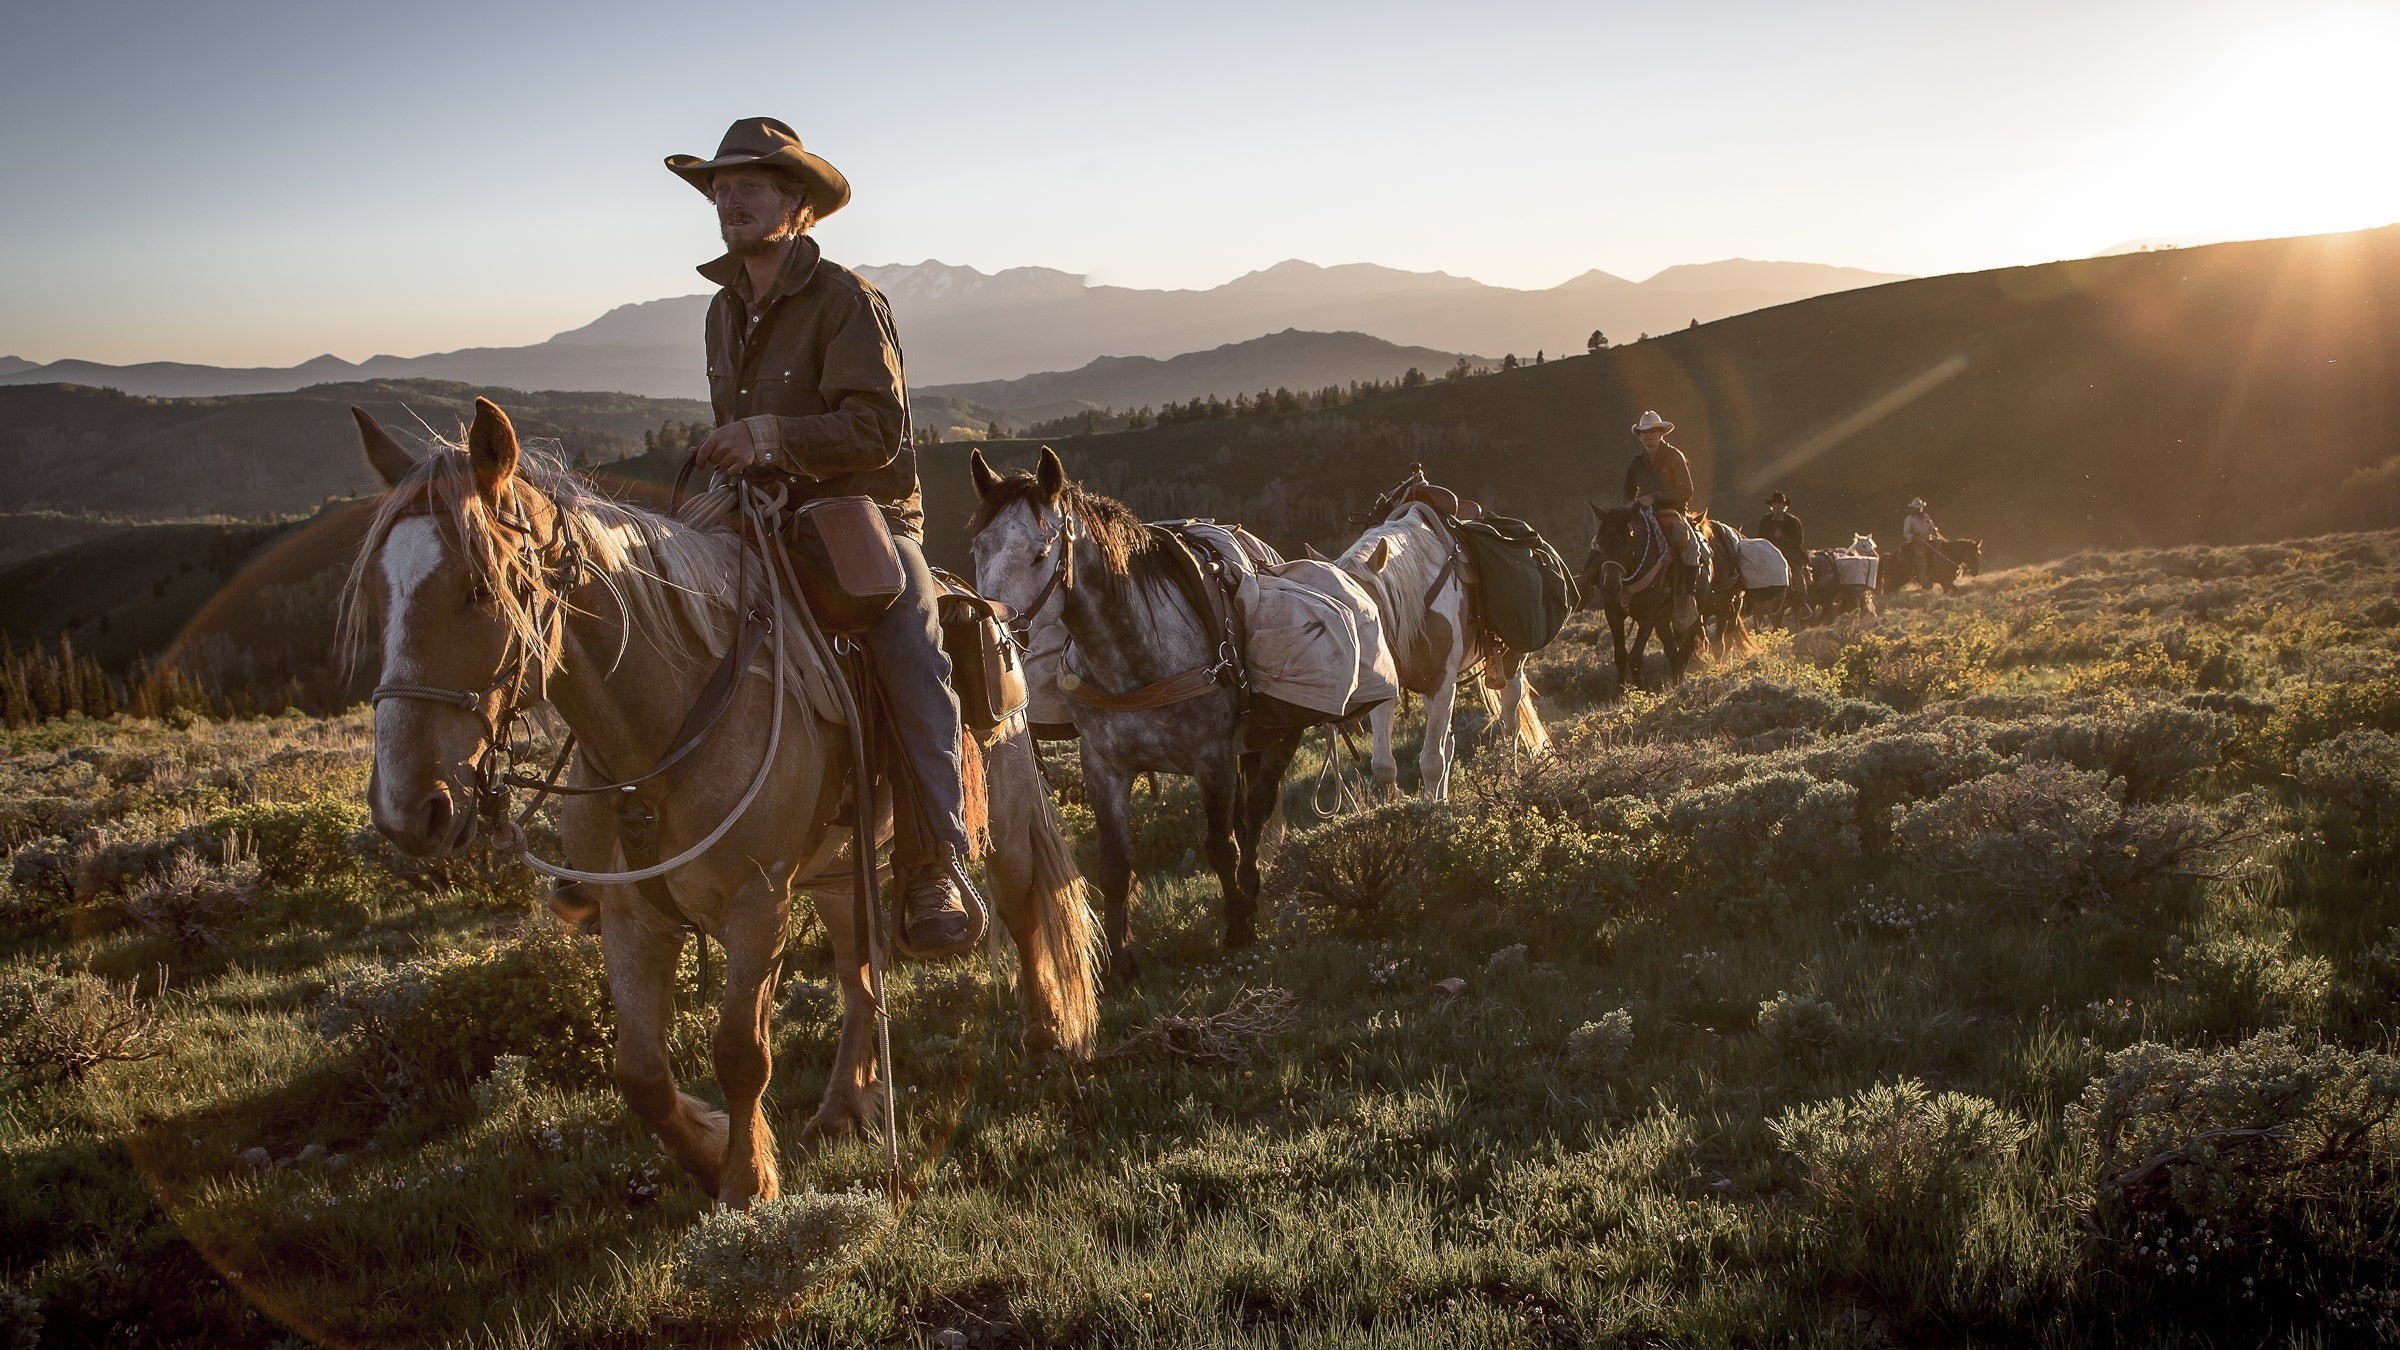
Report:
969,447,1303,983
1329,500,1548,800
349,400,1097,1208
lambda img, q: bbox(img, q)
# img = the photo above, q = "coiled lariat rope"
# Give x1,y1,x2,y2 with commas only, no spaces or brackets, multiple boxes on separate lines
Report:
493,480,792,887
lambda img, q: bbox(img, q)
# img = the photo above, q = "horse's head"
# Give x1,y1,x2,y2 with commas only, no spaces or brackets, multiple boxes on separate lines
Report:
349,398,566,857
1578,503,1644,605
1852,532,1877,555
967,445,1079,629
1955,538,1985,576
1584,503,1643,570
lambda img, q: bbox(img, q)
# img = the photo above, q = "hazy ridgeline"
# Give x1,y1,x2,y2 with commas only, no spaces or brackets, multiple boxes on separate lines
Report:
4,528,2399,1346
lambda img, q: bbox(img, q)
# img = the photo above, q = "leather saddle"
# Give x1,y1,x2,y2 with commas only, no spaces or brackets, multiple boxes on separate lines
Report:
1364,464,1483,524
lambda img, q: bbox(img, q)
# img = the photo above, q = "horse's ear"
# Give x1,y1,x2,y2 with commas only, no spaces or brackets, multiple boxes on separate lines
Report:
1589,501,1605,522
467,397,520,502
352,406,419,488
1302,542,1327,562
1035,445,1066,500
969,447,1001,500
1366,538,1393,573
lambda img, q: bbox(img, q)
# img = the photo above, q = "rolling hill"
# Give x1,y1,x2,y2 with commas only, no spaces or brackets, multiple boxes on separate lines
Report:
913,329,1475,433
0,257,1904,398
925,226,2400,575
0,382,709,521
8,227,2396,704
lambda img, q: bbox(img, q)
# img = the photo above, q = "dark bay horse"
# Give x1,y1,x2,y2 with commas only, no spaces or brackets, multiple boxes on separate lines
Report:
1886,536,1986,593
968,447,1302,983
1581,503,1703,690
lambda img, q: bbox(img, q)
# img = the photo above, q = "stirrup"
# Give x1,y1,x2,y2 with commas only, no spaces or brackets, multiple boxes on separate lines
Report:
891,853,990,961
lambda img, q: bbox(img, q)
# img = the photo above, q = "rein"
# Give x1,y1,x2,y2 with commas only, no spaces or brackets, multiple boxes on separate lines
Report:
1597,511,1668,599
374,480,797,891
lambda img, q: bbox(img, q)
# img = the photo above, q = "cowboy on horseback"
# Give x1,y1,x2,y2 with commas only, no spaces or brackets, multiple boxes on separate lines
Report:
1621,410,1703,628
674,117,975,956
1901,496,1943,588
1756,490,1806,566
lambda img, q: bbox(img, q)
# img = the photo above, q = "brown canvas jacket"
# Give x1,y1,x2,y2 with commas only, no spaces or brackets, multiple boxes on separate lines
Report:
1622,447,1695,512
701,235,923,536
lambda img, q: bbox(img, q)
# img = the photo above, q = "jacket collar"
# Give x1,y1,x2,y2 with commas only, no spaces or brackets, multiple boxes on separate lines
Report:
696,233,823,307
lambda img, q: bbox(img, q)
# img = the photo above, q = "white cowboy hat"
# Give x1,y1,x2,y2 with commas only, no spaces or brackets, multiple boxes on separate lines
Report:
1630,410,1674,434
1908,498,1927,511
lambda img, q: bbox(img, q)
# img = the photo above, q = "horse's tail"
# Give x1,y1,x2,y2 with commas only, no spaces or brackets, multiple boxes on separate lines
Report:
1017,770,1102,1058
959,731,991,860
1473,653,1552,758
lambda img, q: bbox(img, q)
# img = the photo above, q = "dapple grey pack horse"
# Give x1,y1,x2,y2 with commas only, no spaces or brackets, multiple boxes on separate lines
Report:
1330,500,1548,800
349,400,1096,1209
968,447,1302,983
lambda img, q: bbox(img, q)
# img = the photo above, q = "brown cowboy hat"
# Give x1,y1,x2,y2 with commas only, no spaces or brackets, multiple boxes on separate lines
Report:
665,117,851,218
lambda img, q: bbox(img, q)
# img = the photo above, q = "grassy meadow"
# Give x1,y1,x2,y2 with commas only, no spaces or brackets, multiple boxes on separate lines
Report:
6,530,2400,1347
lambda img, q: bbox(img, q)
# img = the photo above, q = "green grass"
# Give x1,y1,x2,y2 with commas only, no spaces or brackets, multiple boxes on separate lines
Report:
6,531,2400,1346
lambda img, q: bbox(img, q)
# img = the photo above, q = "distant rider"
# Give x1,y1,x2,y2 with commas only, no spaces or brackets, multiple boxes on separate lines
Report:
1756,490,1806,572
1622,410,1703,628
672,117,976,956
1901,497,1942,586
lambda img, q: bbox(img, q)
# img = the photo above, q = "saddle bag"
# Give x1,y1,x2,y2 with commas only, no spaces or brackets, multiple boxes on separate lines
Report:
784,496,904,633
1453,514,1579,654
936,589,1028,731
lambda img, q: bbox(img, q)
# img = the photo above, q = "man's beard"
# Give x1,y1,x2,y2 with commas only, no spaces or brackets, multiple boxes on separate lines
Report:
721,212,804,258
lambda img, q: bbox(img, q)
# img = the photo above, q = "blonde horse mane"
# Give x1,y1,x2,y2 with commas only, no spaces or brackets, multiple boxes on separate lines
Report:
341,438,830,713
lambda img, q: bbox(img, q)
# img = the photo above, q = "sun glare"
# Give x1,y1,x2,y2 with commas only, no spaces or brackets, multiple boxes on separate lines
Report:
2115,4,2400,243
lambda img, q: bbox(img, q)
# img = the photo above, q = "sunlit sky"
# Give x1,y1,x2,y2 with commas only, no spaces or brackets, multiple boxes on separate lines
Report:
4,0,2396,367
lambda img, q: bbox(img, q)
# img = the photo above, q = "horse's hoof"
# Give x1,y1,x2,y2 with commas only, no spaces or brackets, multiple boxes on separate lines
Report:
797,1094,880,1149
1101,953,1141,992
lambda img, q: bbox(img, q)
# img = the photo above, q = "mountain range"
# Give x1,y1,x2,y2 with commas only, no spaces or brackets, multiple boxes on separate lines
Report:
0,257,1905,402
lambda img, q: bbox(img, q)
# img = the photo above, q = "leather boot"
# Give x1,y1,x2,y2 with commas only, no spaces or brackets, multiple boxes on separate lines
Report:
901,846,976,958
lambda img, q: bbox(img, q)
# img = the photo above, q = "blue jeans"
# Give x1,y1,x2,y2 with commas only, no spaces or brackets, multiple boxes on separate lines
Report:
865,534,970,865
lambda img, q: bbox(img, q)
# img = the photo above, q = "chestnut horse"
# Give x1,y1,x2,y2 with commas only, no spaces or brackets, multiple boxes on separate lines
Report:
347,399,1096,1208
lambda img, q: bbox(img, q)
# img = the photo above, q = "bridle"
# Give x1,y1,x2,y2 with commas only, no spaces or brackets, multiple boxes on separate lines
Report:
998,502,1079,652
991,497,1240,711
368,491,595,827
1581,508,1668,602
367,479,783,877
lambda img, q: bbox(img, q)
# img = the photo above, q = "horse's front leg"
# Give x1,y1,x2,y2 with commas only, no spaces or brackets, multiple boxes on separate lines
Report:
1235,732,1300,925
1083,753,1140,986
801,845,882,1145
1624,612,1651,693
1196,758,1247,948
1367,699,1401,799
1418,676,1461,801
710,879,788,1208
1606,607,1633,694
601,899,728,1193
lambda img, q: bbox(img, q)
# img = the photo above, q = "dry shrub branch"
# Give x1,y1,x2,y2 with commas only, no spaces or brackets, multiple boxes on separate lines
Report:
1101,986,1300,1067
